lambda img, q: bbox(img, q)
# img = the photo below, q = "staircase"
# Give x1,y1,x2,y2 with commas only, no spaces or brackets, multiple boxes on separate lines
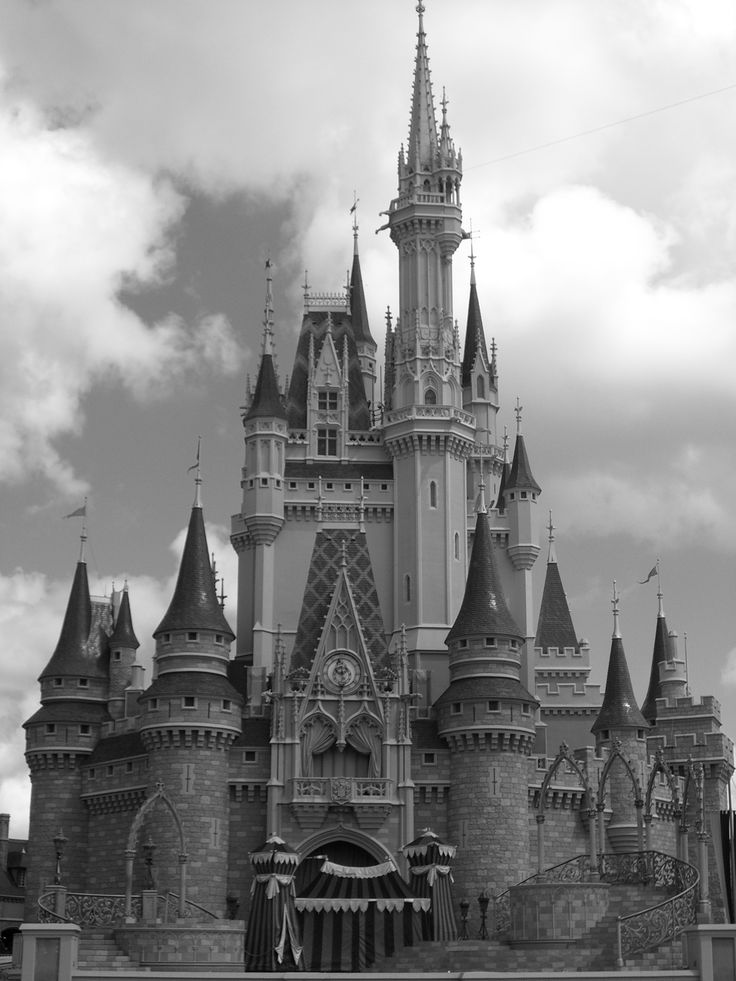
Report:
369,882,687,974
77,930,144,972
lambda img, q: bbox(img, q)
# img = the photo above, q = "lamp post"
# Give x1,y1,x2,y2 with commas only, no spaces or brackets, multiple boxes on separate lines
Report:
142,837,156,890
459,898,470,940
53,829,68,885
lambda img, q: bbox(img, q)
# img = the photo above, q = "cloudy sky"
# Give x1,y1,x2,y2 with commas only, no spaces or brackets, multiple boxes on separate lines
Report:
1,0,735,837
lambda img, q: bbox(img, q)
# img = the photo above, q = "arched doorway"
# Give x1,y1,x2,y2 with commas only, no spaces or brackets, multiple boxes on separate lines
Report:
296,838,378,894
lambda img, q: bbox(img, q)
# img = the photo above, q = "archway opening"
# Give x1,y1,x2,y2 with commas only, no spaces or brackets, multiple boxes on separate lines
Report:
296,838,377,894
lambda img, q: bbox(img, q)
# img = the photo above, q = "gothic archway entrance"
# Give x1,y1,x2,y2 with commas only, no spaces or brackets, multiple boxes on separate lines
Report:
296,838,378,894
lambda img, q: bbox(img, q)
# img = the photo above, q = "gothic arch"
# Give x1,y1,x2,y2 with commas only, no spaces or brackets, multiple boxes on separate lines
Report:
596,740,645,854
296,826,393,867
535,743,596,872
123,783,188,919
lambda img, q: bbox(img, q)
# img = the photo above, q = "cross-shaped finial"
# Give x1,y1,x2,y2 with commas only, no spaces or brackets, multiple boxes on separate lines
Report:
515,397,523,433
547,511,555,544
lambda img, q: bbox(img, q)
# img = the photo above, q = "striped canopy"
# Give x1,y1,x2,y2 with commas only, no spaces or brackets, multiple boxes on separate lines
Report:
244,834,303,971
401,828,458,941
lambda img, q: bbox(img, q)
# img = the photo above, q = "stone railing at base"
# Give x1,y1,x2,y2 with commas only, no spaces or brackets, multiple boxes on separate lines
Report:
38,888,217,927
494,853,591,934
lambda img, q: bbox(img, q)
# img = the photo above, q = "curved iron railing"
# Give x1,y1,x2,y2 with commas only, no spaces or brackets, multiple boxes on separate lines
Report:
602,851,698,965
38,890,217,926
493,854,591,935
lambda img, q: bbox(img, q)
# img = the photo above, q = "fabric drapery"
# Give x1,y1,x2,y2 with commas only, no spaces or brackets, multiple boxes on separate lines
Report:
346,716,382,777
300,716,336,777
401,829,458,941
244,835,304,971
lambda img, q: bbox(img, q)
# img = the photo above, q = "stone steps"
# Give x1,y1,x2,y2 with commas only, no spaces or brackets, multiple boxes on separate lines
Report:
77,930,142,971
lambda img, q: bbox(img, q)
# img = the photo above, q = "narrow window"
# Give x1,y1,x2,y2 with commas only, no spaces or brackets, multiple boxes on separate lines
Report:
451,702,462,715
187,631,198,641
317,428,337,456
183,696,196,709
424,387,437,405
429,480,437,508
112,650,121,663
454,532,460,560
477,376,485,398
79,724,91,736
404,574,411,603
222,699,232,712
215,634,224,644
45,724,56,735
423,752,436,766
244,750,257,764
78,678,88,688
150,698,159,710
53,678,63,688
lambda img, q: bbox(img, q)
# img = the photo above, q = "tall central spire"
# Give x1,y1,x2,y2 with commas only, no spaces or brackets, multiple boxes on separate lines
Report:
407,1,439,172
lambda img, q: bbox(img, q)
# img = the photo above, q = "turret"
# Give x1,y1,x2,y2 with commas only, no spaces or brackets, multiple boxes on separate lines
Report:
141,471,241,915
641,567,686,723
437,481,537,898
592,583,649,853
462,245,498,440
107,584,140,720
24,521,110,913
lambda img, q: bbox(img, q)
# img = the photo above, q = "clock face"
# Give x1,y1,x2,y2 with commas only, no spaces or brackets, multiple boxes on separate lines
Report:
323,651,361,694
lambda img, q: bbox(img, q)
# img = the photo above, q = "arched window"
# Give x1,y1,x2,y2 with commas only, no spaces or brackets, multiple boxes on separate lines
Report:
477,375,485,399
429,481,437,508
404,575,411,603
424,387,437,405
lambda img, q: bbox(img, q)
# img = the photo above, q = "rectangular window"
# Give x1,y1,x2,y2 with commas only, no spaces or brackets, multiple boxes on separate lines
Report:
126,761,133,773
487,700,500,712
364,483,371,491
380,483,388,491
423,752,436,765
150,698,159,710
244,750,257,764
307,481,315,490
215,634,224,644
325,481,334,490
289,481,297,490
522,703,531,715
317,390,338,411
317,428,338,456
45,724,56,735
183,696,196,709
107,765,114,776
344,483,352,491
451,702,462,715
79,724,91,736
222,699,232,712
78,678,89,688
187,631,198,641
112,650,121,662
485,637,497,648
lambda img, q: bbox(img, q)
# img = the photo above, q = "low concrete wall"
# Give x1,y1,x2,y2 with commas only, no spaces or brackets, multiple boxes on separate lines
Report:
114,922,244,969
684,923,736,981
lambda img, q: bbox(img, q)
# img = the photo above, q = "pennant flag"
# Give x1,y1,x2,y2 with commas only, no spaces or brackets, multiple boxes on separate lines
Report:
63,504,86,519
639,565,657,584
349,201,357,214
187,437,201,473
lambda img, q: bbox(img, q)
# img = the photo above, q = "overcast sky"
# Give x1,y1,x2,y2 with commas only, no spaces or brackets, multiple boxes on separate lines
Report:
1,0,735,838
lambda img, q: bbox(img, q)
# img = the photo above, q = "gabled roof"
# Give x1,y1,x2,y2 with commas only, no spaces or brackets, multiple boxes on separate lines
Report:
592,635,648,733
535,561,579,653
290,530,387,670
507,434,541,495
285,311,370,431
154,506,234,639
245,351,285,422
39,561,108,682
109,588,139,650
446,511,522,643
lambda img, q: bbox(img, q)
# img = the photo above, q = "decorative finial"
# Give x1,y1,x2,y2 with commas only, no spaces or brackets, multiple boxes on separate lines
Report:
611,580,621,639
476,448,487,514
350,191,359,253
63,498,89,562
385,306,393,331
187,437,202,507
655,558,664,617
515,397,523,434
302,269,310,310
441,86,448,120
262,257,275,354
547,511,557,563
340,538,348,569
503,425,509,461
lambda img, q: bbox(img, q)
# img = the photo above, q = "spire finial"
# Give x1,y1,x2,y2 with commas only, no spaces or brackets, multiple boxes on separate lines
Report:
188,437,202,507
340,537,348,569
476,448,487,514
468,219,478,286
302,269,310,310
350,192,359,255
655,558,664,617
547,510,557,564
515,397,523,434
262,257,275,354
611,580,621,639
503,425,509,462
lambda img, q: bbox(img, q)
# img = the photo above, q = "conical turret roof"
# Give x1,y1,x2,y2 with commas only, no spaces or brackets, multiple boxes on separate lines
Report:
407,3,439,173
244,348,285,422
154,506,234,640
446,511,523,643
109,587,140,650
507,433,541,495
461,271,489,388
39,560,106,680
535,560,579,652
592,634,648,733
350,238,374,346
641,608,671,724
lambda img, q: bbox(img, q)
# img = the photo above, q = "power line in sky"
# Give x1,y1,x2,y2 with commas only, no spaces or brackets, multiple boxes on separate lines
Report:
468,82,736,169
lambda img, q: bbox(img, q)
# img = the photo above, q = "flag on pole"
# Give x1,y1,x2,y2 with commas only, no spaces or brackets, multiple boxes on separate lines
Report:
63,504,86,519
187,438,201,473
639,565,657,584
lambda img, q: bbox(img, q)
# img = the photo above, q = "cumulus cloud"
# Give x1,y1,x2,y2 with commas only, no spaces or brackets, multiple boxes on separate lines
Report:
0,520,237,838
0,75,242,496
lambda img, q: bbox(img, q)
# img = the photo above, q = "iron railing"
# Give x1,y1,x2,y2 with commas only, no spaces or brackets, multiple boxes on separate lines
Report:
493,854,591,935
38,889,217,926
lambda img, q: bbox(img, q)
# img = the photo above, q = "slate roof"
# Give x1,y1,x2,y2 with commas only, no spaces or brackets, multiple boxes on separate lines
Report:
290,530,388,670
39,561,108,682
410,718,446,748
245,352,286,422
234,717,271,747
641,614,671,724
349,247,374,346
109,588,139,650
507,434,541,495
446,511,523,643
86,731,146,764
154,506,235,640
495,460,511,512
435,676,537,706
535,560,579,652
24,702,110,727
592,636,648,733
285,312,371,431
461,278,489,388
142,671,242,704
284,461,393,481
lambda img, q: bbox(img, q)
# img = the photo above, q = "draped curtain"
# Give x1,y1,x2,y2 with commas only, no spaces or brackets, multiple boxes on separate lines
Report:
346,717,382,778
301,717,336,777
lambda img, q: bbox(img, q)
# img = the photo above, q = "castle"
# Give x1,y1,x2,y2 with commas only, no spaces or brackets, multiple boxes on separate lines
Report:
21,1,734,962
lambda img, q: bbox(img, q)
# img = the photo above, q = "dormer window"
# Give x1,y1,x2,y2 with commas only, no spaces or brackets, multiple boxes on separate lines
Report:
317,428,337,456
317,390,338,412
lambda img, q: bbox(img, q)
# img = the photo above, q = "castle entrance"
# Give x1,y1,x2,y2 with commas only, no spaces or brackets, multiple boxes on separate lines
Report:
295,838,377,894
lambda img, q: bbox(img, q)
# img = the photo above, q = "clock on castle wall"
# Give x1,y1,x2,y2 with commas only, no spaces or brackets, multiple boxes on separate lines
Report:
323,651,362,695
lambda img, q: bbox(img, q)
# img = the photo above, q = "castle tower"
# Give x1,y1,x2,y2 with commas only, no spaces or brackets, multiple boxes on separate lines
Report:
533,515,599,752
23,527,109,914
591,585,649,854
234,265,288,676
140,473,242,915
640,567,679,724
436,484,537,898
503,411,541,690
107,584,140,721
461,246,498,444
383,1,475,671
